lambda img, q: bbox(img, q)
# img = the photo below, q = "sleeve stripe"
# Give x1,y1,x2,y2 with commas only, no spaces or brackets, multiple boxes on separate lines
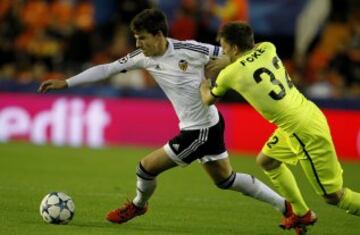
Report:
173,46,209,55
213,46,220,56
173,43,210,55
173,42,209,51
129,49,142,58
174,45,209,55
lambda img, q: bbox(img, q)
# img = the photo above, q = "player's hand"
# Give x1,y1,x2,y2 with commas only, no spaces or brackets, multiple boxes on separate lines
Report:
205,55,230,81
37,79,68,93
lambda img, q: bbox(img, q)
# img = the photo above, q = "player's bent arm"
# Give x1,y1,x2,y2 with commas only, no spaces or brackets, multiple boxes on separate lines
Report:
205,55,231,81
200,79,218,106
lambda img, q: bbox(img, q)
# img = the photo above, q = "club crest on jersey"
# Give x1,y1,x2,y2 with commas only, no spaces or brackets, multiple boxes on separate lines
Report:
178,59,188,72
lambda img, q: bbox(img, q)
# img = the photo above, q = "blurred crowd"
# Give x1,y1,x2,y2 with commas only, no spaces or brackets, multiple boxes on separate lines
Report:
295,0,360,99
0,0,359,100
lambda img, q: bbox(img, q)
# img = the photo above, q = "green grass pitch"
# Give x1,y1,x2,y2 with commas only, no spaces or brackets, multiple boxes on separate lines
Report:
0,142,359,235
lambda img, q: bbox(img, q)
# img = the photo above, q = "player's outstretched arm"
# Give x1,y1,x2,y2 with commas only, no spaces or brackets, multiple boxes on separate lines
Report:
37,79,68,93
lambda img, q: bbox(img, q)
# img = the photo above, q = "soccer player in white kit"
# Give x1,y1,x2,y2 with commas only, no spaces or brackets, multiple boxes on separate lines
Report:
38,9,295,229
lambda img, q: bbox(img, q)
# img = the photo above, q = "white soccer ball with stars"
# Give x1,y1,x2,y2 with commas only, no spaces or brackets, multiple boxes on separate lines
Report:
39,192,75,224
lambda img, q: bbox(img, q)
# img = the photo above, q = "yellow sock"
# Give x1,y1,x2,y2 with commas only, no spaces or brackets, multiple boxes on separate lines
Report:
264,164,309,216
338,188,360,216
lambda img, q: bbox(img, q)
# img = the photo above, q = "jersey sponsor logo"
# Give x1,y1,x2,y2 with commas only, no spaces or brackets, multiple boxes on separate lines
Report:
240,48,265,66
178,59,188,71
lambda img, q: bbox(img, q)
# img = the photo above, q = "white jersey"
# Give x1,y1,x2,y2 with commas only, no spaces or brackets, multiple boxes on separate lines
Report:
67,38,222,130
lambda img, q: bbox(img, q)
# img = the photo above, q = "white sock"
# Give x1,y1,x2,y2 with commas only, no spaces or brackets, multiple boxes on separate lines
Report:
132,176,156,208
229,173,285,213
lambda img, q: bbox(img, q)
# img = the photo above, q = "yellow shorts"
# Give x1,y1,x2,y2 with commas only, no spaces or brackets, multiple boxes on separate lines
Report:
261,110,343,196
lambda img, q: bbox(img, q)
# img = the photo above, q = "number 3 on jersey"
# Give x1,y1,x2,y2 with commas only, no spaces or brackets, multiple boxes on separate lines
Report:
253,56,293,100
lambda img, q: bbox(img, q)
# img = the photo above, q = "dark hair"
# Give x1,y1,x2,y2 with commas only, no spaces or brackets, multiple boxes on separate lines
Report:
217,22,254,51
130,8,169,36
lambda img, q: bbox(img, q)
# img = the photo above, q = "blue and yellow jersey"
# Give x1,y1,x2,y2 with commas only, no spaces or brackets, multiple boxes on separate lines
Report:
211,42,315,132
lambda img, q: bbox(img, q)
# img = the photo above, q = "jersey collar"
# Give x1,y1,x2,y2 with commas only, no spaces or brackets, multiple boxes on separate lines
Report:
162,38,175,57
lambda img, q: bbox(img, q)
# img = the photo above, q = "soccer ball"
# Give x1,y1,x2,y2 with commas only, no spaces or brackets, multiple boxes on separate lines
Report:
39,192,75,224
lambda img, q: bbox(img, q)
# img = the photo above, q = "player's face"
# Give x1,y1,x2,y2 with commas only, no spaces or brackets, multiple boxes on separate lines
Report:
134,31,164,57
219,38,237,62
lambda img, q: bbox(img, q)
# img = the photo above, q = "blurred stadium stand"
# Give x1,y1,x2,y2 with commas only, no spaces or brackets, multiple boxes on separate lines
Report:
0,0,359,109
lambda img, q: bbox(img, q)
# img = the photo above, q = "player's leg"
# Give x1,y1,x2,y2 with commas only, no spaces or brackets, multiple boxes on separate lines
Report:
257,153,309,217
107,115,229,224
257,129,317,234
300,156,360,216
258,153,317,232
296,130,360,216
133,148,177,207
106,147,177,224
202,157,286,214
257,129,310,217
336,188,360,216
194,113,286,213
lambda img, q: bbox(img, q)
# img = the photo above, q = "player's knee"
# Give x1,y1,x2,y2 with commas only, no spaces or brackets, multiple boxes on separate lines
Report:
256,155,265,168
323,191,343,205
256,153,281,171
216,172,236,190
324,196,341,205
136,162,157,180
